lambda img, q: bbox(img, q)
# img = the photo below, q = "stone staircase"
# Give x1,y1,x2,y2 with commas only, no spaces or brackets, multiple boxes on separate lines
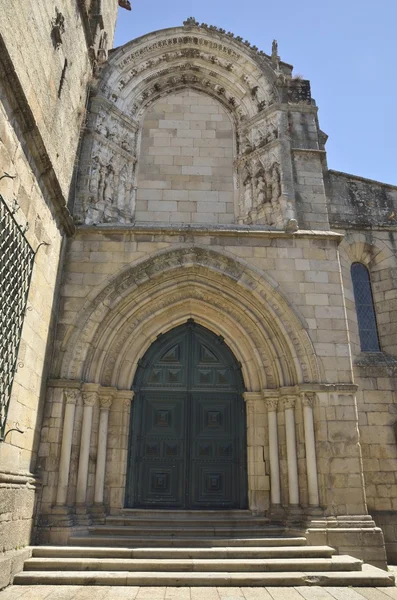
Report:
14,511,395,587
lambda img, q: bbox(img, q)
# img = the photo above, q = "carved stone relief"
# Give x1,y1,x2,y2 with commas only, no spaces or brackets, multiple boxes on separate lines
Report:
81,106,138,225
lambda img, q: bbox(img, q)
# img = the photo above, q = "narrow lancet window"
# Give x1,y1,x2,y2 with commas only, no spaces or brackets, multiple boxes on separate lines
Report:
351,262,380,352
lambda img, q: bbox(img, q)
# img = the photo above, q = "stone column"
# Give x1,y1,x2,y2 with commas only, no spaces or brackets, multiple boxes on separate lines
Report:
56,389,80,506
266,397,281,507
76,390,97,505
94,395,112,505
243,392,266,512
302,392,320,507
283,396,299,506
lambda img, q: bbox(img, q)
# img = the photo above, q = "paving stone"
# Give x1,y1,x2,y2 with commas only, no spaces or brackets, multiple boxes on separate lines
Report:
70,587,112,600
241,588,273,599
190,588,220,600
102,587,140,599
375,589,397,599
298,588,338,600
353,589,397,600
266,589,304,600
165,588,191,600
217,587,245,599
325,588,370,600
135,587,166,599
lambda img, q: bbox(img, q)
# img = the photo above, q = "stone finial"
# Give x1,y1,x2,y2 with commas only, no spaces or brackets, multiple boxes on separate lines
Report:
183,17,199,27
272,39,279,63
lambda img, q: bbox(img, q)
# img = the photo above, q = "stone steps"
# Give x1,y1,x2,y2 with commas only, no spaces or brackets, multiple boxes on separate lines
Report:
14,565,395,587
86,525,285,538
33,545,334,559
23,555,362,572
69,536,304,547
13,511,396,587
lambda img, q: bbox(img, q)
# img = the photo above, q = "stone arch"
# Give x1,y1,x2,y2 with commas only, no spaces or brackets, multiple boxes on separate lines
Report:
58,246,321,388
76,24,296,228
97,25,282,122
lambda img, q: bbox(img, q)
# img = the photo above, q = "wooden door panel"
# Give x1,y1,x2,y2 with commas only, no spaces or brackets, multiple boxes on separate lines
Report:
126,322,248,509
133,393,186,508
189,392,239,508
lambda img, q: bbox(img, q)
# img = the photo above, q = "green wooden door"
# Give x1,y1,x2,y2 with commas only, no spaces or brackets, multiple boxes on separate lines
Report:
125,321,247,509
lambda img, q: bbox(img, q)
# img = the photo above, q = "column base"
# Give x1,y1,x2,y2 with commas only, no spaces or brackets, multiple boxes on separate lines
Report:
90,503,107,524
49,505,75,527
75,504,92,526
269,504,285,521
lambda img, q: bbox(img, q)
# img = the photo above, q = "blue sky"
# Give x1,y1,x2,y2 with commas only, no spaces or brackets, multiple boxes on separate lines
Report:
114,1,397,185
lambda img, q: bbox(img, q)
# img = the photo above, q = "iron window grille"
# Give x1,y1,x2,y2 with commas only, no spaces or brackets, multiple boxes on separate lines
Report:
0,194,35,441
351,262,381,353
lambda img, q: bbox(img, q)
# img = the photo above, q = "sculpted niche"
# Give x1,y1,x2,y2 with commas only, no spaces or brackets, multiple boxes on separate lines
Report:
74,24,305,228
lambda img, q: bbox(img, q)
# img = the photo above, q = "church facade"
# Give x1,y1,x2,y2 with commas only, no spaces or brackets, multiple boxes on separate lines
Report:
1,5,397,588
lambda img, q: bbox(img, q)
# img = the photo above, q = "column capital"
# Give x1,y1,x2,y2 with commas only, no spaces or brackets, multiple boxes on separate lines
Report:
99,396,112,410
301,392,316,407
282,396,296,410
82,391,98,407
64,389,80,405
266,397,279,412
116,390,135,410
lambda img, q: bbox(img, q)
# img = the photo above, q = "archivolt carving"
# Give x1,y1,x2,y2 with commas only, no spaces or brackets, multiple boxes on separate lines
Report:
58,247,321,388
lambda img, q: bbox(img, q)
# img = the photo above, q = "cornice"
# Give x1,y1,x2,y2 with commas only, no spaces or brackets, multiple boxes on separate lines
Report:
74,223,343,241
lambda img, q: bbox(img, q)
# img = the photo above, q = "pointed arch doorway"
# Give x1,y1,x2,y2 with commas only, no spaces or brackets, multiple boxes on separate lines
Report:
125,320,248,509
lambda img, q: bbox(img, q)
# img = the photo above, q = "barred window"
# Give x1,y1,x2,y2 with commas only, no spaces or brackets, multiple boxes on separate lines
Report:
351,262,380,352
0,195,35,440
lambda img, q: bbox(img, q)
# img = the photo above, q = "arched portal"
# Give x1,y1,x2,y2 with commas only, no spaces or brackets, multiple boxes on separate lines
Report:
125,320,248,509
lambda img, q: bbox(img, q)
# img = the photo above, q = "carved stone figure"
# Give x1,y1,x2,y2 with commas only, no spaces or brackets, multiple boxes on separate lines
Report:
104,162,115,206
255,172,268,206
242,170,253,213
89,156,101,196
241,136,253,155
269,163,281,204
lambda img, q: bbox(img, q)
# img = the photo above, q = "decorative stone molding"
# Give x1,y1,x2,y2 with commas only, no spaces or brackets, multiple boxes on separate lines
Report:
243,392,263,403
59,247,321,389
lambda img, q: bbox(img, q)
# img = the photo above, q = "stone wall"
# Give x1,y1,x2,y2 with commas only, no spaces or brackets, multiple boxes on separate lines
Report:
326,171,397,229
36,227,366,519
0,0,118,584
136,90,235,224
0,88,63,563
338,228,397,562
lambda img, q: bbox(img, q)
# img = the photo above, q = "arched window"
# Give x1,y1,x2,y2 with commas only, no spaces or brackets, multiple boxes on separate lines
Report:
351,263,380,352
